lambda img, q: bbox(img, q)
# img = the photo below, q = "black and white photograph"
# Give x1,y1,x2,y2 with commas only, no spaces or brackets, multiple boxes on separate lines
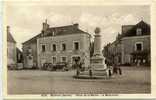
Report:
3,0,155,98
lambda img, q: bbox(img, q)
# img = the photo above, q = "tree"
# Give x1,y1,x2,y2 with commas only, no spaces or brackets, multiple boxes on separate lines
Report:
90,41,94,57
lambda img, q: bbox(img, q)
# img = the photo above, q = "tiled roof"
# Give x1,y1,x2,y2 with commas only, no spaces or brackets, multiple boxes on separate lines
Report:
122,20,150,37
7,32,16,43
46,25,89,36
23,24,90,44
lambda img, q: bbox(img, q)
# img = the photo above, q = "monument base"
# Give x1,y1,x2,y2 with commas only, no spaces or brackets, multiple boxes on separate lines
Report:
76,56,110,78
90,55,107,70
90,63,107,71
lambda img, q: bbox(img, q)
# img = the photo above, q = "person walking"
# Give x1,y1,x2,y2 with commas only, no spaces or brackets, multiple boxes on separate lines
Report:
118,66,122,75
75,59,81,76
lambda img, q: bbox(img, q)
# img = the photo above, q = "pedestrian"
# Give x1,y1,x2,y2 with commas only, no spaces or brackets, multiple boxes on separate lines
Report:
75,59,81,76
113,63,117,74
108,69,112,77
137,59,141,67
118,67,122,75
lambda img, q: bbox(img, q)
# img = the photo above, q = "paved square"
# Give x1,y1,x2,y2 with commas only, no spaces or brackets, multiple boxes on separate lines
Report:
7,66,150,94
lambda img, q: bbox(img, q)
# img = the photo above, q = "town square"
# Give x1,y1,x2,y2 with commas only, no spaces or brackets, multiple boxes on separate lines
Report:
8,66,150,94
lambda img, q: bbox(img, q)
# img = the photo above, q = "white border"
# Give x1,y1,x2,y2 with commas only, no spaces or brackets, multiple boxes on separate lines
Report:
2,0,156,99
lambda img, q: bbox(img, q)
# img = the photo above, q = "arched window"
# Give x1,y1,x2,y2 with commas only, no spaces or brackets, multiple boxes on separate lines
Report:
52,44,56,51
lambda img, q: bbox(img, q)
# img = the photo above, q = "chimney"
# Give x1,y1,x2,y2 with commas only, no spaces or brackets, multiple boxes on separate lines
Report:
73,23,79,29
7,26,10,33
42,19,49,32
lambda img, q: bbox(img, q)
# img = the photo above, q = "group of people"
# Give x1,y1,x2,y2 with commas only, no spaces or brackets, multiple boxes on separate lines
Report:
105,59,122,76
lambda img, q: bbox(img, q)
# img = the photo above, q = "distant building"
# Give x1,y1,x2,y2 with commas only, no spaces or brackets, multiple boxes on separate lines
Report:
22,34,40,68
103,20,150,66
23,20,91,68
7,26,17,66
16,48,23,63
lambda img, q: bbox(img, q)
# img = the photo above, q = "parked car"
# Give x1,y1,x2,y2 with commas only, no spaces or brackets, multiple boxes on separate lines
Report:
42,63,50,70
53,62,68,71
42,62,69,71
46,63,53,71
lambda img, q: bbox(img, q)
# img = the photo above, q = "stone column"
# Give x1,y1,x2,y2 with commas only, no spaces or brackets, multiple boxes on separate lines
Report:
93,27,102,56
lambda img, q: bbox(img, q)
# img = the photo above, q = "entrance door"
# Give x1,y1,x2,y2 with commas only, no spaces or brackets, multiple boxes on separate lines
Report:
72,56,80,69
72,56,80,64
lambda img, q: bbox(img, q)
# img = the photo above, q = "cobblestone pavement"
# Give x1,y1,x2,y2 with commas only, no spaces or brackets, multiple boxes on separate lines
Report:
7,66,150,94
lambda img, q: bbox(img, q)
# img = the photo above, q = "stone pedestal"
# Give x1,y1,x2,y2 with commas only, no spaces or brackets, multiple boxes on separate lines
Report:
90,56,107,70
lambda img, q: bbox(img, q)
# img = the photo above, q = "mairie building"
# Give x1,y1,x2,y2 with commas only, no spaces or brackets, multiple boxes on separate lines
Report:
22,20,91,69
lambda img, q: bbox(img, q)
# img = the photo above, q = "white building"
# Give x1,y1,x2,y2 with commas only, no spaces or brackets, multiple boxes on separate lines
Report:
37,21,91,68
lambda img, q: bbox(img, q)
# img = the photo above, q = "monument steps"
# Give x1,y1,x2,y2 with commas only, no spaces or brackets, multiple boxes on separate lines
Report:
79,70,108,76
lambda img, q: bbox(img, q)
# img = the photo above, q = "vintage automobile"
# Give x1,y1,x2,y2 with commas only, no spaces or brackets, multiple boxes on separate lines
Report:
53,62,68,71
42,62,68,71
42,63,52,70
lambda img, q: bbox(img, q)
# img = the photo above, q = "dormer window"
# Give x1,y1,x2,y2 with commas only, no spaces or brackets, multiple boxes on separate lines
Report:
136,28,142,36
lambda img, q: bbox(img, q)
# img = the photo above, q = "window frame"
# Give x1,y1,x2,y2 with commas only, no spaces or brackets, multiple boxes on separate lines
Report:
61,56,67,62
135,42,143,51
61,43,66,51
73,41,80,50
51,44,57,52
41,44,46,52
52,56,57,64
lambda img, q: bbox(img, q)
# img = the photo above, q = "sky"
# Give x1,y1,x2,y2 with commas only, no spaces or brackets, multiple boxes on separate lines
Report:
4,2,150,50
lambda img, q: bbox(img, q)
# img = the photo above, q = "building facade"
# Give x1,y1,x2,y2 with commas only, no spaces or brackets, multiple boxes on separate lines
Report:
7,26,17,66
23,20,91,68
22,36,39,68
37,33,90,68
103,20,150,66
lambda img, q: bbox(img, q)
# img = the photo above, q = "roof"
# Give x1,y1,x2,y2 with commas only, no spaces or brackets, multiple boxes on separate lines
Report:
47,27,89,36
22,33,41,45
122,25,134,34
16,47,22,54
122,20,150,37
7,32,16,43
23,24,90,44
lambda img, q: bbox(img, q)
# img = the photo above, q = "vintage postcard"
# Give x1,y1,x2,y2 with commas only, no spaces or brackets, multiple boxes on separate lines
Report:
2,0,156,99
